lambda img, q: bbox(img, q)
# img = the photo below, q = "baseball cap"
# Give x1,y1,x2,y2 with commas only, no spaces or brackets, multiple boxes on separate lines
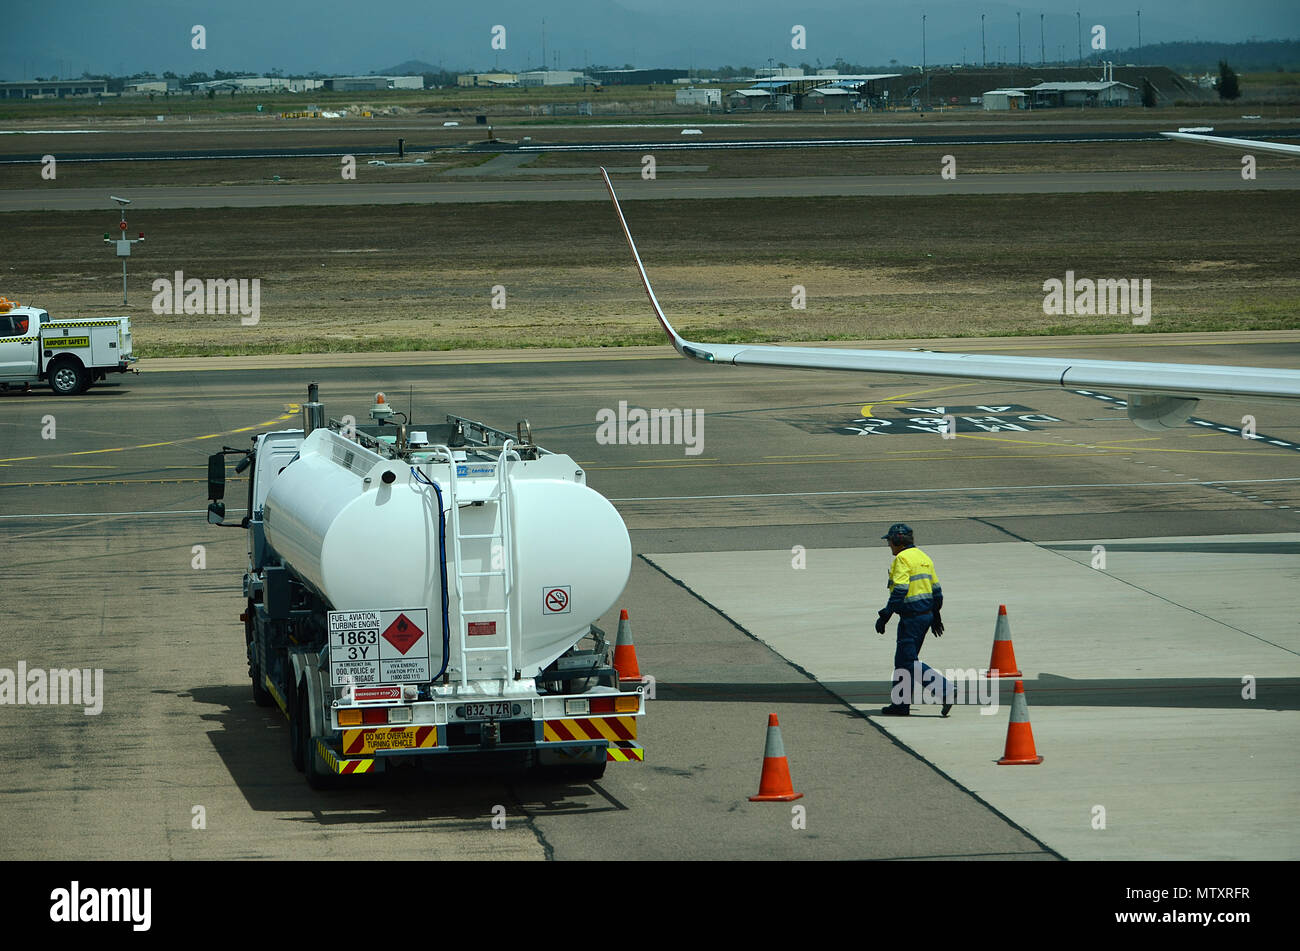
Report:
881,522,913,540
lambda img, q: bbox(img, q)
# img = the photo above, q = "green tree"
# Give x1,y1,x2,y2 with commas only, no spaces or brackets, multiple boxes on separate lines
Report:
1217,60,1240,99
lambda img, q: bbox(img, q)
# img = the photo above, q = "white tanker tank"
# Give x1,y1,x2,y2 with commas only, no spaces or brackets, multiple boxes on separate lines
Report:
263,426,632,682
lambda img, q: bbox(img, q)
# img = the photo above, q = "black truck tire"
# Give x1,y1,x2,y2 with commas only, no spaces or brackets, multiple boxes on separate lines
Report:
251,665,274,708
247,607,274,707
295,677,337,789
48,359,90,396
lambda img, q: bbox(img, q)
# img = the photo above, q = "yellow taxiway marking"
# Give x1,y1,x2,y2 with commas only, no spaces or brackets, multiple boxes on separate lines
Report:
860,382,982,418
947,433,1085,448
1087,445,1267,455
1085,437,1164,445
0,405,299,463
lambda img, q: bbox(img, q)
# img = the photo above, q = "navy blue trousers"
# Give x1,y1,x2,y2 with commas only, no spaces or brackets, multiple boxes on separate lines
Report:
890,613,951,710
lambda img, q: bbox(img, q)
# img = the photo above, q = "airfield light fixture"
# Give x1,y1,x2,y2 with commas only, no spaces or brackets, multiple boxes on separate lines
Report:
105,195,146,306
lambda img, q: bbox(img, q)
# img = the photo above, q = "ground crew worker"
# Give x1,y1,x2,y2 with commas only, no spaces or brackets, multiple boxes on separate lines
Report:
874,523,953,717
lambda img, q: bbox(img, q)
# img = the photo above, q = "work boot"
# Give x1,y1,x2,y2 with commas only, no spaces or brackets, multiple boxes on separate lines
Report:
878,705,910,716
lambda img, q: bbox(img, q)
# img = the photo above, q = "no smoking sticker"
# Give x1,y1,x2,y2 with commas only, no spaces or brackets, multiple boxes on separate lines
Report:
543,586,571,615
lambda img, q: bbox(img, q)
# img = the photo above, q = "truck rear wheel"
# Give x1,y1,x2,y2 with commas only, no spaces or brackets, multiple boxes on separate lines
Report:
247,606,273,707
288,680,305,772
251,666,274,707
295,677,337,789
49,360,89,396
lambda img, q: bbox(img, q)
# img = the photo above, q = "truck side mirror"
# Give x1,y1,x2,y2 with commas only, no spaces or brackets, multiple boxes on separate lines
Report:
208,452,225,501
207,500,226,524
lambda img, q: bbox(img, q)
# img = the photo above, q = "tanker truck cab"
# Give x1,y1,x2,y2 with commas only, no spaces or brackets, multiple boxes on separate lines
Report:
208,385,646,788
0,297,138,395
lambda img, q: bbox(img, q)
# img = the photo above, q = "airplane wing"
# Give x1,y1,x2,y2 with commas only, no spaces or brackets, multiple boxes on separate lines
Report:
600,167,1300,430
1161,131,1300,157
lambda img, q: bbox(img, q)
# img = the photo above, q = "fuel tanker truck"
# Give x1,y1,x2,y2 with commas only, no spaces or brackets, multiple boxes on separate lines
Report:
206,384,645,788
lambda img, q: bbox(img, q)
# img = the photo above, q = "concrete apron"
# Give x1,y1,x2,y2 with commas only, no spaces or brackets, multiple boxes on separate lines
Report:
646,533,1300,860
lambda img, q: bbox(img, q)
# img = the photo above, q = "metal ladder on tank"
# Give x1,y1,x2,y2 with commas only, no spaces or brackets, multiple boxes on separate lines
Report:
443,441,521,688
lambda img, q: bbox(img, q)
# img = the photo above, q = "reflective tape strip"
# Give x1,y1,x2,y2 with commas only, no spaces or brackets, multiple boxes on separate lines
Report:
763,724,786,759
316,739,376,775
266,677,288,717
543,716,637,742
1009,689,1031,724
343,725,437,755
606,741,645,763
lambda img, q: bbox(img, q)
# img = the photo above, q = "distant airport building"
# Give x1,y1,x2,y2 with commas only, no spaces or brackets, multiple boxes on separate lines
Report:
458,73,518,87
187,77,324,93
123,79,179,95
519,70,587,87
800,86,856,110
0,78,109,99
323,76,423,91
675,87,722,107
726,88,772,110
982,88,1029,110
1027,80,1137,108
589,68,689,85
749,73,900,96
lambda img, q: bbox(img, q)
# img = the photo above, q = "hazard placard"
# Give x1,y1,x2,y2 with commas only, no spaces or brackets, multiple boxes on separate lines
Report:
330,608,431,686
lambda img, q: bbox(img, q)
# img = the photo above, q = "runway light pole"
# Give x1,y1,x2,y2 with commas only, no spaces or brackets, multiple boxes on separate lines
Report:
1077,11,1083,67
103,196,144,306
921,13,926,107
981,13,986,68
1040,13,1046,67
1017,12,1022,68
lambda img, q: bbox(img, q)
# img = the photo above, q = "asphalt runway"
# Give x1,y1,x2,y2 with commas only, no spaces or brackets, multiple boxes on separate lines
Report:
5,169,1300,211
1,337,1297,860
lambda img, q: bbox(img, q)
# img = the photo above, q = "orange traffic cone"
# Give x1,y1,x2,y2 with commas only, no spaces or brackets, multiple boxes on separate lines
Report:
749,714,803,802
612,609,643,682
985,604,1023,678
997,680,1044,765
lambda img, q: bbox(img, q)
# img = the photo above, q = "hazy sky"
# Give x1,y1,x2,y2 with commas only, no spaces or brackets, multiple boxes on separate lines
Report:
5,1,1297,79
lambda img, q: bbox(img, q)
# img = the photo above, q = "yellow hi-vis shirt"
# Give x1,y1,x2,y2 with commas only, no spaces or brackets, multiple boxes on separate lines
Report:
883,546,942,617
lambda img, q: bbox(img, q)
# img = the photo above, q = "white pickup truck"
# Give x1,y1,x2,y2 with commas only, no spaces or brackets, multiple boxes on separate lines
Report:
0,298,137,395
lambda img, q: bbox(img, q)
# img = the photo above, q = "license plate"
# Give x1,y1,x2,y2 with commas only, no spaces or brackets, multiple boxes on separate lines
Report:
463,702,512,720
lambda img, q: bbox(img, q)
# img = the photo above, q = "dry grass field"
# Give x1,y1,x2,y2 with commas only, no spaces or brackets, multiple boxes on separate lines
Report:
6,189,1298,356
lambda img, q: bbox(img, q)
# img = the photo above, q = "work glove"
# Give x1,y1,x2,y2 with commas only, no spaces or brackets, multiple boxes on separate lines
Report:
932,615,945,637
875,613,889,635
